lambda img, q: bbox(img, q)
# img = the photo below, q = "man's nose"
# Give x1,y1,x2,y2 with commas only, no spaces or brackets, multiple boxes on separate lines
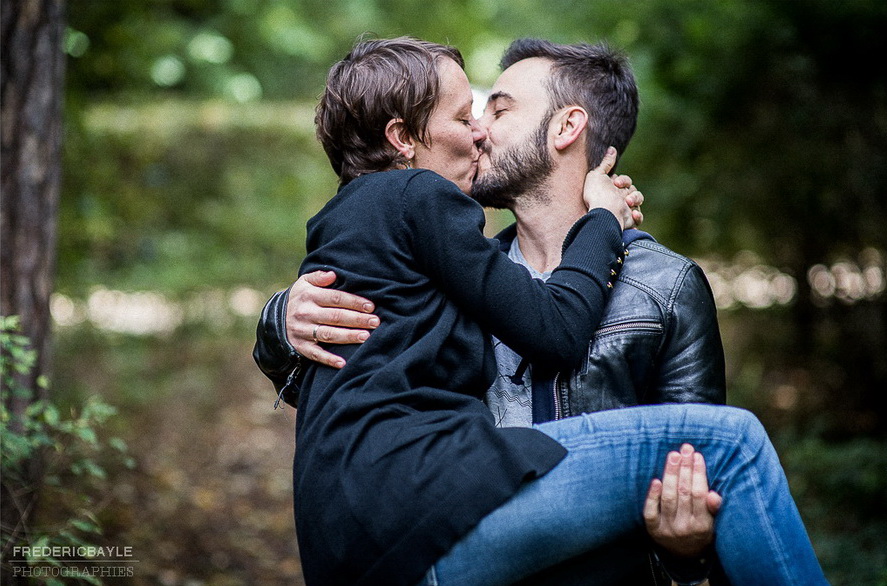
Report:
477,111,492,133
470,118,488,146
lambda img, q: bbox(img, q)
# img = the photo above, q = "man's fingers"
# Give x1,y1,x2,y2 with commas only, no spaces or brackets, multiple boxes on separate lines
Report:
284,272,380,371
707,490,723,515
660,450,681,517
302,269,338,288
288,305,376,341
296,270,376,314
312,323,371,344
643,478,663,526
291,303,378,335
311,285,376,314
678,444,695,510
649,446,718,558
294,341,346,369
691,451,711,517
594,146,618,174
289,316,372,352
315,306,379,329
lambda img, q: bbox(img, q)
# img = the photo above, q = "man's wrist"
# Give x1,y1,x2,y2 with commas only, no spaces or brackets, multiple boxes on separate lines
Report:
652,543,714,586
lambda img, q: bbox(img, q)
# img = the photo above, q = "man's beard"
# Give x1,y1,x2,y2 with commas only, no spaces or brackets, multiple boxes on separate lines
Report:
472,119,554,209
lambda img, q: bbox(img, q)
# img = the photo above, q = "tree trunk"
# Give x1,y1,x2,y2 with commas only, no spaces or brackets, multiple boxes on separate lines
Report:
0,0,65,581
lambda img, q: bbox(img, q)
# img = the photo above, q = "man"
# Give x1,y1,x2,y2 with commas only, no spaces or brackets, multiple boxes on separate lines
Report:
255,39,727,585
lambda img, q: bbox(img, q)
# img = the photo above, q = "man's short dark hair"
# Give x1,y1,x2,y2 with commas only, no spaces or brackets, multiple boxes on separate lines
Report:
316,37,463,185
501,39,639,170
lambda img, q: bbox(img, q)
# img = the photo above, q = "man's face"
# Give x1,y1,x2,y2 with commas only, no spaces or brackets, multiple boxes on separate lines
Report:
473,58,556,209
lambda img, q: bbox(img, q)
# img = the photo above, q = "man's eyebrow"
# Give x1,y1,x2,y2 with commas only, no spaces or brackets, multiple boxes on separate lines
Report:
487,91,514,104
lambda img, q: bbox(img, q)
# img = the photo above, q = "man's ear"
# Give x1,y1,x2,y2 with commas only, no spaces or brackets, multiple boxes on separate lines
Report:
552,106,589,152
385,118,416,160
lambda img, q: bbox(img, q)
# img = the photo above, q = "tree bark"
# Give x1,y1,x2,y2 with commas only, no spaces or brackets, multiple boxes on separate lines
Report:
1,0,65,581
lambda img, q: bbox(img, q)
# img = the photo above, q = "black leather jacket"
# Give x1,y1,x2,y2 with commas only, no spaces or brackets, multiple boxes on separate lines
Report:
548,230,727,417
254,287,302,407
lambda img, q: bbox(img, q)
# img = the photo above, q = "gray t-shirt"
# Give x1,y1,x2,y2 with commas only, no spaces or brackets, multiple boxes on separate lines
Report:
486,239,551,428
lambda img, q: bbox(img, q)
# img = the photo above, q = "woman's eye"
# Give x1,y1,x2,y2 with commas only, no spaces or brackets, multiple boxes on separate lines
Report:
494,109,507,118
460,119,472,126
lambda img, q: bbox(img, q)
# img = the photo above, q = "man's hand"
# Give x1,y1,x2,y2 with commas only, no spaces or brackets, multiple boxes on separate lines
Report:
644,443,722,558
286,270,380,368
583,147,644,229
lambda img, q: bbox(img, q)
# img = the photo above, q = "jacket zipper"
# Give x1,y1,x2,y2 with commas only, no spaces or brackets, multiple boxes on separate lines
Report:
594,320,663,337
273,357,303,410
552,372,562,420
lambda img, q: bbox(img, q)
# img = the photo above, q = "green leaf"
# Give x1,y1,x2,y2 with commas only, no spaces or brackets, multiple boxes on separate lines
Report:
71,518,99,533
75,426,98,446
81,459,107,479
108,436,128,452
44,404,60,426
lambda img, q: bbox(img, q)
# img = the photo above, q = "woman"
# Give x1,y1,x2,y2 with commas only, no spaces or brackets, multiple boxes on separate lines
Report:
276,37,828,586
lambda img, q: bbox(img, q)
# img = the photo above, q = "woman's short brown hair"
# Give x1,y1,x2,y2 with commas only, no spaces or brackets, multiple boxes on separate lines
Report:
315,37,464,185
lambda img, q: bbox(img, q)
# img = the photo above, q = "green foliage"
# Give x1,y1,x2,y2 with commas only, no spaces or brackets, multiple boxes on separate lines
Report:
59,99,335,297
52,1,887,583
62,0,887,278
777,432,887,585
1,316,134,584
0,317,43,401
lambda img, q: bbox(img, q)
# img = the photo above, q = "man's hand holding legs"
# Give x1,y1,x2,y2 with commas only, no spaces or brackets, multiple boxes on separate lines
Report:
644,443,722,585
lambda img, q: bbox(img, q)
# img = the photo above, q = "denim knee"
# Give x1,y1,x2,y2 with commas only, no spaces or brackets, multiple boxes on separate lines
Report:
718,406,769,451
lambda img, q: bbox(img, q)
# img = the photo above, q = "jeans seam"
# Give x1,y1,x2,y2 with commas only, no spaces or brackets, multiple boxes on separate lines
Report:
425,565,438,586
552,428,743,451
736,426,801,584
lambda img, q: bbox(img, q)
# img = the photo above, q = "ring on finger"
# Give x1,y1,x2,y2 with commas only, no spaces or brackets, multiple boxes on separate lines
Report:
312,325,320,343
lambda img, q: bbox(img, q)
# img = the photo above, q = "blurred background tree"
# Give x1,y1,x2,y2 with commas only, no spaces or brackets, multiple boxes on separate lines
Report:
3,0,885,583
2,0,66,582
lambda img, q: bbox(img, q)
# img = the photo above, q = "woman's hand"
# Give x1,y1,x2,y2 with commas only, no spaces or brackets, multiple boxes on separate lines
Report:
582,147,644,230
286,271,380,368
612,173,644,228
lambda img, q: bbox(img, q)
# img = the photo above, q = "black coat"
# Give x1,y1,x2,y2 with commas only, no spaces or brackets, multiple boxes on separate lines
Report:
284,169,625,586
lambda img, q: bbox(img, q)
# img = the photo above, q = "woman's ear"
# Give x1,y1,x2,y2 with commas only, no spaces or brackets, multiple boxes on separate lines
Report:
552,106,589,152
385,118,416,161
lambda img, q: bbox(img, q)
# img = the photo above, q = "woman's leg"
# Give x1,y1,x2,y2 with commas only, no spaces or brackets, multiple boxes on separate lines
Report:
427,405,827,586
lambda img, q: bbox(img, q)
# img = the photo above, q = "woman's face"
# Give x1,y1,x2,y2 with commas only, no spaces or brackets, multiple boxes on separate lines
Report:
412,57,487,194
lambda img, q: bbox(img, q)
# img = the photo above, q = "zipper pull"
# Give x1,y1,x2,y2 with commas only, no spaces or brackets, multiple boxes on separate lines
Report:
273,358,303,410
510,358,530,385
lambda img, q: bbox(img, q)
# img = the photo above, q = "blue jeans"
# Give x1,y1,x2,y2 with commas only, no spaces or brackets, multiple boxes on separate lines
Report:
423,405,828,586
